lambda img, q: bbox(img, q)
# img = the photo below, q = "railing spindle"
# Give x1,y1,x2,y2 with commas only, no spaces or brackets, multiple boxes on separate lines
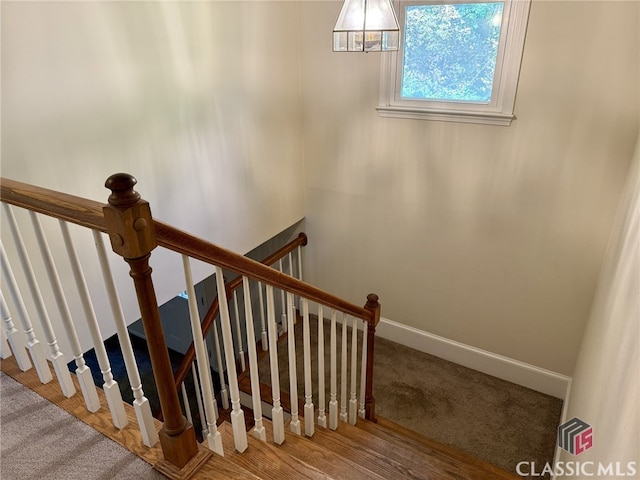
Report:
0,241,51,384
242,276,266,441
0,291,31,370
302,298,314,437
94,230,158,446
340,313,348,423
266,284,285,444
278,259,287,333
180,383,194,427
329,309,338,430
232,290,246,372
60,221,128,428
287,291,301,435
358,320,368,419
182,255,223,455
257,281,268,351
26,211,78,397
191,362,210,439
317,304,327,428
214,265,248,453
211,319,230,410
349,316,358,425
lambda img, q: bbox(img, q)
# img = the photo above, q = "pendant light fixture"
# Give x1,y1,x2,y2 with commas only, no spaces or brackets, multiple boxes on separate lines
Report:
333,0,400,52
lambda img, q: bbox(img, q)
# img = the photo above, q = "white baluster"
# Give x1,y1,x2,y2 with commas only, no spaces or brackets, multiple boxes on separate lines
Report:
0,291,31,370
302,298,314,437
5,206,65,388
257,282,268,351
317,304,327,428
94,231,157,445
297,245,303,281
265,284,285,444
0,242,51,384
349,316,358,425
214,266,248,453
242,276,266,441
24,211,76,398
0,307,11,360
191,362,211,439
29,216,102,408
181,382,194,426
278,260,287,333
328,309,338,430
182,256,223,455
288,252,296,312
210,320,229,410
359,320,368,419
60,221,127,429
287,292,301,435
232,290,246,372
340,313,348,423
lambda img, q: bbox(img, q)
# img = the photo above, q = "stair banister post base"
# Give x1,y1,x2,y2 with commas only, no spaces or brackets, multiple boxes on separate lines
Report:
154,445,213,480
103,173,200,470
363,293,381,423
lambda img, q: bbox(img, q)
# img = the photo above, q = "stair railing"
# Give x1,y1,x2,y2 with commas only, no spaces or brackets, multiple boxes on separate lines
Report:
0,173,381,480
172,232,308,394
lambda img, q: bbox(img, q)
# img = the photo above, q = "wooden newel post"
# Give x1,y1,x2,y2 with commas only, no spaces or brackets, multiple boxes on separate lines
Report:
363,293,381,422
103,173,201,473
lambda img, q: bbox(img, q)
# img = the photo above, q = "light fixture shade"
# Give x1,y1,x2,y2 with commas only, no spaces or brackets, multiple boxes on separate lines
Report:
333,0,400,52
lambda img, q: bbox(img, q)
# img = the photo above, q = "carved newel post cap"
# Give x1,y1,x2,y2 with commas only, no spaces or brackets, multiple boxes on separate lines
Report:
366,293,379,308
105,173,141,207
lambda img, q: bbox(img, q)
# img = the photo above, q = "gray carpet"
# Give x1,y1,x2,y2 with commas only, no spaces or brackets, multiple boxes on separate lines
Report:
0,371,164,480
258,317,563,478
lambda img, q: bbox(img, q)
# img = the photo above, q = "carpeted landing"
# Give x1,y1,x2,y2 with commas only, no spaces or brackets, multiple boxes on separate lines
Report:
0,371,164,480
373,336,562,477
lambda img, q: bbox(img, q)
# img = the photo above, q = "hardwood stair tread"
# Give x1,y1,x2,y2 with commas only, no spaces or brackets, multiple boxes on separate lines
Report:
357,417,521,480
258,419,388,480
216,421,334,480
304,421,449,480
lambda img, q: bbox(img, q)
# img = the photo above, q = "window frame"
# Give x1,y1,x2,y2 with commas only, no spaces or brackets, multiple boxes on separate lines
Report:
377,0,531,126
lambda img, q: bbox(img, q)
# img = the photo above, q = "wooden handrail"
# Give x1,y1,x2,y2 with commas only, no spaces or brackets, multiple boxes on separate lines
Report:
172,232,309,389
154,221,374,322
1,177,108,231
1,177,373,323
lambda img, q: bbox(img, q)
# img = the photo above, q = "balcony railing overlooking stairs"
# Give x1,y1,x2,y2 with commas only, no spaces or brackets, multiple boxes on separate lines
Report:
0,173,381,480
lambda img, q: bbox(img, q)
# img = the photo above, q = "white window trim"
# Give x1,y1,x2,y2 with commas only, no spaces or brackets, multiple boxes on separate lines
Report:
377,0,531,126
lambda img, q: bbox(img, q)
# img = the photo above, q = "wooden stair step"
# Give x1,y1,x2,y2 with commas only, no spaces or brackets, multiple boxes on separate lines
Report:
357,417,521,480
216,421,333,480
259,419,388,480
304,421,443,480
191,449,262,480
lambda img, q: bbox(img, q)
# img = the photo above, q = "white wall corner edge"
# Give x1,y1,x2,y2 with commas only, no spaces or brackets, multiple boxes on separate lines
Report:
376,317,572,400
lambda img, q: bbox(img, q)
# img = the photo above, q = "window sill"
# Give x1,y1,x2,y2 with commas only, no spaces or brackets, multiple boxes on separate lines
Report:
376,105,515,126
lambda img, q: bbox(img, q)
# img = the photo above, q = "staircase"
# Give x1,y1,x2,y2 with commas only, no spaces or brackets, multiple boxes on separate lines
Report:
0,174,520,480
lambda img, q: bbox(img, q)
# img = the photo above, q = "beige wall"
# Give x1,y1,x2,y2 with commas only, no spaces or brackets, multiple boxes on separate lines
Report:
556,139,639,477
1,1,305,352
298,0,639,375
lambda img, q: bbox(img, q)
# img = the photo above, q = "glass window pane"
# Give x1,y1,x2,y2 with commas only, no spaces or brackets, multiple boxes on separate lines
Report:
401,2,504,103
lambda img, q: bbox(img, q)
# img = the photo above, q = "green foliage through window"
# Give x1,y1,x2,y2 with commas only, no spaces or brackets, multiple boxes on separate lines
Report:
401,2,504,103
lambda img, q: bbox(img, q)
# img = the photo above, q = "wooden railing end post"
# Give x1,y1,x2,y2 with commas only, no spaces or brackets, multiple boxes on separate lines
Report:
103,173,203,474
363,293,380,422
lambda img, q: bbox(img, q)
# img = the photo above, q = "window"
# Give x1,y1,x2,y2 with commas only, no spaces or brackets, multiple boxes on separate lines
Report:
378,0,531,125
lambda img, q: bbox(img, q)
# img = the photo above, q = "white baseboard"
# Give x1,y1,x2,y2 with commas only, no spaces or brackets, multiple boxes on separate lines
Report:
376,317,571,399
